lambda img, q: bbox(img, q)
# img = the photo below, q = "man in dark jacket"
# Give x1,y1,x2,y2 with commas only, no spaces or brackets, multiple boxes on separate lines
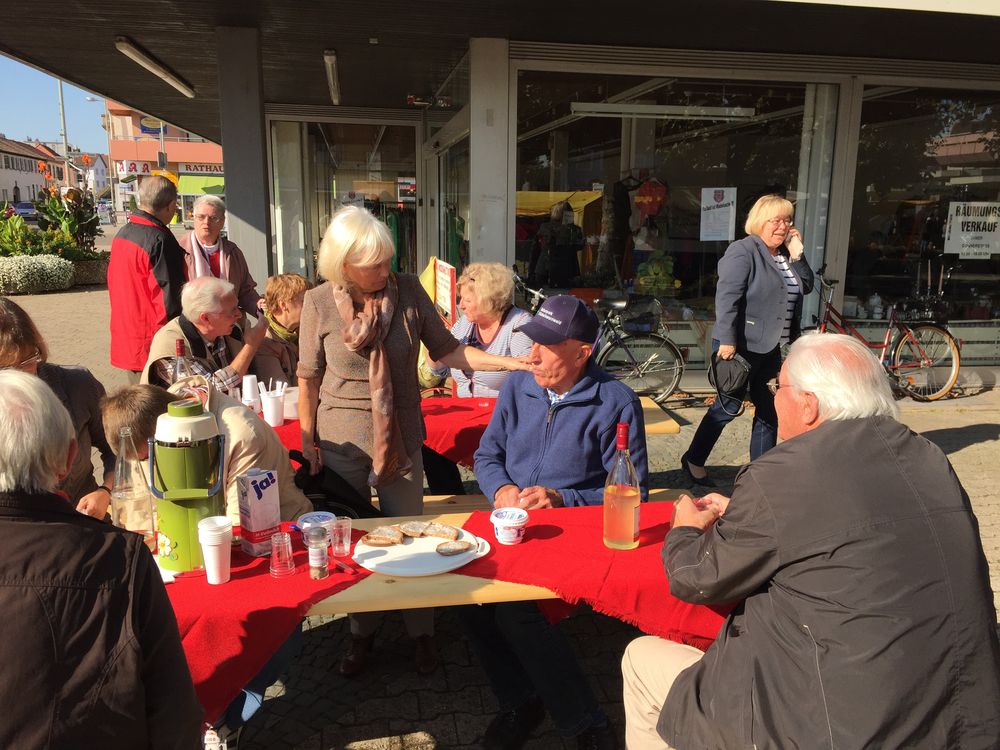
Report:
622,333,1000,750
0,370,202,748
469,295,648,750
108,175,186,382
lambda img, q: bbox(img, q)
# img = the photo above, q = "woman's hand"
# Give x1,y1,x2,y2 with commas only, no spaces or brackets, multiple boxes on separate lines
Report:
786,227,805,260
301,443,322,476
717,344,737,360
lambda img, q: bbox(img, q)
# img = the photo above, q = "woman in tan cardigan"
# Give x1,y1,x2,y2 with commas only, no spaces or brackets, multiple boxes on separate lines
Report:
298,206,529,677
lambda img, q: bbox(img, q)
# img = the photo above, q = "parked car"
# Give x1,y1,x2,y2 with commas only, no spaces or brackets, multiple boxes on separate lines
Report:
13,202,38,221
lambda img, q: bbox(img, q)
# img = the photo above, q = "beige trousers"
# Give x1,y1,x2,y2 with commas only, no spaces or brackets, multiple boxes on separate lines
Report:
621,636,704,750
321,445,433,638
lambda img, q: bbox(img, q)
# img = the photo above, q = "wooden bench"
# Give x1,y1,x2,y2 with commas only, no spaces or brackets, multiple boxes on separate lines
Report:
640,396,680,435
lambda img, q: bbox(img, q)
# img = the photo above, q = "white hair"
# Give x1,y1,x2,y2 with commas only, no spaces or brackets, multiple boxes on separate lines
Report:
193,194,226,216
316,205,395,287
0,370,74,493
181,276,235,320
784,332,899,421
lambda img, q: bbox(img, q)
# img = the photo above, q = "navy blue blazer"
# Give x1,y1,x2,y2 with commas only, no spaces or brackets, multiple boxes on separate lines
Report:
711,234,814,354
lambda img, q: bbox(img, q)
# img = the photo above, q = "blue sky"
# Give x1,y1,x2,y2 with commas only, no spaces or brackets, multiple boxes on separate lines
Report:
0,54,109,153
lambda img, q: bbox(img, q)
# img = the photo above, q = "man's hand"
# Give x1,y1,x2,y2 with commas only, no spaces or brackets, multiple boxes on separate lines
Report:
243,311,270,349
494,484,521,508
672,494,722,532
695,492,730,517
77,489,111,519
517,486,563,509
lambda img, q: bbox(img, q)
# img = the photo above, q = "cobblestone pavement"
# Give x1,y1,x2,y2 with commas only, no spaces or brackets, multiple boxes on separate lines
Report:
12,285,1000,749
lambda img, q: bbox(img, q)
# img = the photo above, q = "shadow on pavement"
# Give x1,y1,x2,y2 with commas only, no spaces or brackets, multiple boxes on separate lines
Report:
920,424,1000,454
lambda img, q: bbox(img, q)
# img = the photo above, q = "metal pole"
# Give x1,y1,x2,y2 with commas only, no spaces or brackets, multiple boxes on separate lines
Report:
57,80,70,186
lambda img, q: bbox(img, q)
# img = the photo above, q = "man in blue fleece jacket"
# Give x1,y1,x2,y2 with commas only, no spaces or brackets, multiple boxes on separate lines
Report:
467,295,649,750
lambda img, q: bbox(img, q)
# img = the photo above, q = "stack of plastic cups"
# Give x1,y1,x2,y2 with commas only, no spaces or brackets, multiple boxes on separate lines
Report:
197,516,234,584
242,374,261,413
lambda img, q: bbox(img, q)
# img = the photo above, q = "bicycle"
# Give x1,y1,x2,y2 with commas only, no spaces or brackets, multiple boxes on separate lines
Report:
813,267,961,401
514,277,685,403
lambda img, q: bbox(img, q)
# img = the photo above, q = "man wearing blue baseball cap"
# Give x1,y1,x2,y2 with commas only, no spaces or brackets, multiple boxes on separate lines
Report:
466,294,649,750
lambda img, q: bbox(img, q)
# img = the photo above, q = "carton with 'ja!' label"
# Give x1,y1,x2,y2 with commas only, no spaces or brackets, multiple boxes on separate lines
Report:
237,468,280,556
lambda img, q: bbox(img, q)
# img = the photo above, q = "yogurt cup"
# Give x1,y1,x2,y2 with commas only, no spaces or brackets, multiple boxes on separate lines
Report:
490,507,529,545
297,511,336,545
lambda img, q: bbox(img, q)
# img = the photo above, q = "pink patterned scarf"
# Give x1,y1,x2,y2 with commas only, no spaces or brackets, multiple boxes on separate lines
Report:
332,275,409,486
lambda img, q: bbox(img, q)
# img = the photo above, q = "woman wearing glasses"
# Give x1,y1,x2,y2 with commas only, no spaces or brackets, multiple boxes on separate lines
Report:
681,194,814,487
0,297,116,518
179,195,261,317
424,263,534,494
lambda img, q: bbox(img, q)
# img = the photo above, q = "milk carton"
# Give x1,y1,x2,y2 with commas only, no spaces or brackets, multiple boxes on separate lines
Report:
237,468,281,556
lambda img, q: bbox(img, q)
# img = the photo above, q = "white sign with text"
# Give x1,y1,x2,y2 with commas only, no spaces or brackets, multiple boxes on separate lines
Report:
700,188,737,242
944,201,1000,259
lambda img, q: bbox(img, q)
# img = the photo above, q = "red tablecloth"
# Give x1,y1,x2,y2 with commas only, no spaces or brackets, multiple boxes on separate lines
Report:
166,525,370,723
460,503,731,649
420,397,495,467
273,398,495,468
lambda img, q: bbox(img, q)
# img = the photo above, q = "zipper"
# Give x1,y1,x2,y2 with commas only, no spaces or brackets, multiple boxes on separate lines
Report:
802,624,834,749
528,404,557,486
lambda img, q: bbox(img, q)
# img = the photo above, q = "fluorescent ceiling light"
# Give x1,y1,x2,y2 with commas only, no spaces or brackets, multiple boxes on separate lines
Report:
570,102,755,121
324,49,341,105
115,36,194,98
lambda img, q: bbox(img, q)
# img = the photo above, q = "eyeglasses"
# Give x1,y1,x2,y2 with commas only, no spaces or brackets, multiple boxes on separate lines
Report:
766,379,783,395
766,217,793,227
194,214,223,224
1,349,42,371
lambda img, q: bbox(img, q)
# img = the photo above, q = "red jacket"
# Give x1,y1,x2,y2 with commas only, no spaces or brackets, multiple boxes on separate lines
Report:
107,211,186,370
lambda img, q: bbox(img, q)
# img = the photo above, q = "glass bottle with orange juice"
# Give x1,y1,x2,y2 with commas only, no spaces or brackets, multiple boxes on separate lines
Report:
603,422,640,550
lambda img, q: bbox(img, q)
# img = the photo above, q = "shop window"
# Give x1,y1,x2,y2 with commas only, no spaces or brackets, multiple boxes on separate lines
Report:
270,120,418,277
846,87,1000,324
515,70,837,334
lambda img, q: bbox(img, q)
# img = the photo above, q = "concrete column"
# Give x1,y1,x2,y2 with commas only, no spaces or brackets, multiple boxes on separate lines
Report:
468,37,509,265
216,27,272,286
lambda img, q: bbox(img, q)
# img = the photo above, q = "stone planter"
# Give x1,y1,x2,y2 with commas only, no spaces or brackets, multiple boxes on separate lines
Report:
73,257,109,286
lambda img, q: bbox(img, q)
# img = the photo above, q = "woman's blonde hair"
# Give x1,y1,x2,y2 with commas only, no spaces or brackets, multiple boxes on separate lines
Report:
264,273,313,311
457,263,516,318
316,206,395,287
0,297,49,368
550,201,573,222
745,194,795,237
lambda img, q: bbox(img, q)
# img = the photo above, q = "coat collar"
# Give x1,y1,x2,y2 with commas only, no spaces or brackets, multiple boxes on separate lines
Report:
522,361,605,406
0,489,79,517
129,208,169,232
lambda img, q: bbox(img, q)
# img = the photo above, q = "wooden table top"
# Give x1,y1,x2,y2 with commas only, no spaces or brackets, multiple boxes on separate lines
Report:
308,490,683,616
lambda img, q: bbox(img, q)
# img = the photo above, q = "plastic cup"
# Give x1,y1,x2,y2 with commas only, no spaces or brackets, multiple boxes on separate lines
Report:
269,531,296,578
282,387,299,419
197,516,233,585
260,392,285,427
489,508,529,546
331,516,352,557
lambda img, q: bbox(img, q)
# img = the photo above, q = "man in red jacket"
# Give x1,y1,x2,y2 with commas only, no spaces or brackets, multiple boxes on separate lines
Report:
108,175,186,382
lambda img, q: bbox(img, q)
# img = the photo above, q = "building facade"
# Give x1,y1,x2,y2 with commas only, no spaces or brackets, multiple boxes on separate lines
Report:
106,102,224,221
0,137,65,205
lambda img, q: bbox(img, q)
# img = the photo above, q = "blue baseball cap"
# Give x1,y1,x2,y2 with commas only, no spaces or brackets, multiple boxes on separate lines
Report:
515,295,599,345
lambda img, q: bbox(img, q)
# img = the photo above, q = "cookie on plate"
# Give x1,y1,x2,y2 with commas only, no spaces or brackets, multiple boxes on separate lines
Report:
399,521,429,538
424,522,460,541
436,540,475,556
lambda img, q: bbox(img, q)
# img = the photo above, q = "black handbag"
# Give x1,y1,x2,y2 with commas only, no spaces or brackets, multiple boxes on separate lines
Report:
288,450,383,519
708,351,752,417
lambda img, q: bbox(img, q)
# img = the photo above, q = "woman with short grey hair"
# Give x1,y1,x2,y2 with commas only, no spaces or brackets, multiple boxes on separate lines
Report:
179,194,262,316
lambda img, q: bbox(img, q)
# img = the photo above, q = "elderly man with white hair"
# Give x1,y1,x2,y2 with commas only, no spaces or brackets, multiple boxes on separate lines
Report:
622,332,1000,750
141,275,268,390
179,194,261,316
0,370,201,748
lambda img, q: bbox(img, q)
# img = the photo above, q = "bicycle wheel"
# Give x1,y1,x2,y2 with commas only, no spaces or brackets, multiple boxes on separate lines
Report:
596,333,684,403
889,324,960,401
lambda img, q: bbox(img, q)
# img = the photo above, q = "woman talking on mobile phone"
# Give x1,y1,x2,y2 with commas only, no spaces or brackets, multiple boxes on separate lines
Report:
681,194,814,487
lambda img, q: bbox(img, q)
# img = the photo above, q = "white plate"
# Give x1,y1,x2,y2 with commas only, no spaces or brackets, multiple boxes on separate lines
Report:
352,527,491,577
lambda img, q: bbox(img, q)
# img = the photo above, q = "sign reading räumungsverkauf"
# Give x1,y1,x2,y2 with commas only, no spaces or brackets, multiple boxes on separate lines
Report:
943,202,1000,259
